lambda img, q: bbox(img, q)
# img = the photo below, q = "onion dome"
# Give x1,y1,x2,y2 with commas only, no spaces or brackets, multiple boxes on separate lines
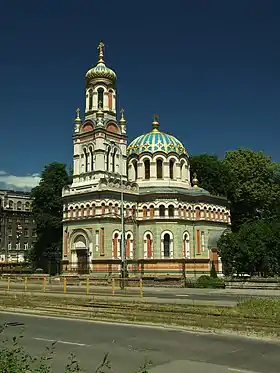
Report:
127,115,187,157
85,42,116,84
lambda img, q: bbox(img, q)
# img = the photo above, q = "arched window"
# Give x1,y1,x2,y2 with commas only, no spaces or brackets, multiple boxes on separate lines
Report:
70,207,73,219
17,201,22,210
183,232,190,258
180,160,184,179
195,207,201,220
84,148,89,172
159,205,165,217
106,147,111,171
144,160,150,180
144,232,153,259
81,205,85,217
8,200,13,209
88,90,93,110
149,205,154,217
126,233,133,258
108,89,113,110
101,203,106,215
89,147,94,171
108,203,113,215
178,205,182,217
112,232,119,258
97,88,104,108
114,204,119,216
133,160,138,180
142,206,147,218
183,206,187,218
75,206,79,218
156,159,163,179
92,204,96,216
86,204,90,217
132,206,136,218
168,205,174,217
163,233,171,258
112,148,117,173
126,205,130,217
169,159,175,179
25,202,30,210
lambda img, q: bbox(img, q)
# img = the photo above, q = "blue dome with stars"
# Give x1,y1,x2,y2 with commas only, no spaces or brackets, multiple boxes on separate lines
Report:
127,117,187,157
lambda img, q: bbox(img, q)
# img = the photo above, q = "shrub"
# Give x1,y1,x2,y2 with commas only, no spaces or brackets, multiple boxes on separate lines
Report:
197,275,225,289
210,262,218,278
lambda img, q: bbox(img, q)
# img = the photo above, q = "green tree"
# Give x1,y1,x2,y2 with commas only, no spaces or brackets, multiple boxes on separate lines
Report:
222,148,277,231
190,154,229,196
30,162,70,273
218,220,279,276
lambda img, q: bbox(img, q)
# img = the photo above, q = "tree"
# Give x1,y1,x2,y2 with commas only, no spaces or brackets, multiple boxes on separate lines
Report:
218,220,279,276
190,154,229,197
30,162,70,273
222,148,277,231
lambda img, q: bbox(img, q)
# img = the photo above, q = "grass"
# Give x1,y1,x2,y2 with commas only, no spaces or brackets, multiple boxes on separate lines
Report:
1,294,280,338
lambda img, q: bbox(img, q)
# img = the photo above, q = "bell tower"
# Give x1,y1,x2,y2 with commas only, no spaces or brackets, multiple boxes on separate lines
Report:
85,42,117,123
71,42,127,187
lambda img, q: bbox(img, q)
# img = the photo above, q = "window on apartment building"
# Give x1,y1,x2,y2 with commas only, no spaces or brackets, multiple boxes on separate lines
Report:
7,227,12,236
24,229,29,237
24,243,28,250
24,218,29,224
32,229,37,237
16,243,20,250
7,243,12,250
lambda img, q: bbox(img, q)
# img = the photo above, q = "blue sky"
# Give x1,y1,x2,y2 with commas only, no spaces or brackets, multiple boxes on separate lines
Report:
0,0,280,190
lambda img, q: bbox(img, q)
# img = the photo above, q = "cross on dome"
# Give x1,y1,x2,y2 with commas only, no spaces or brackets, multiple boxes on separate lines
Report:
97,42,105,63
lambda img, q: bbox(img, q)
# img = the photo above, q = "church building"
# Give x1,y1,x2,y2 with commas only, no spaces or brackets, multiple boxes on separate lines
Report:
61,42,230,276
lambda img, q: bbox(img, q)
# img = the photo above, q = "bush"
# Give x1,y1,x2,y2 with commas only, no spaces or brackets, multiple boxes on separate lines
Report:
196,275,225,289
210,262,218,278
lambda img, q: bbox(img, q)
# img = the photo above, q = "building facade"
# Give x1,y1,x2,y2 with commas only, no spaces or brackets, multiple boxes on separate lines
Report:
0,190,36,263
61,42,230,276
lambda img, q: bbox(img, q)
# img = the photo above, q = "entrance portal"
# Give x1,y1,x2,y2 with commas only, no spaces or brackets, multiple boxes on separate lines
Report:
77,249,89,274
74,235,89,275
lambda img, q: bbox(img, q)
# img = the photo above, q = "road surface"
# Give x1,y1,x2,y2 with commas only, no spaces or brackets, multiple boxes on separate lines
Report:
0,281,279,305
0,312,279,372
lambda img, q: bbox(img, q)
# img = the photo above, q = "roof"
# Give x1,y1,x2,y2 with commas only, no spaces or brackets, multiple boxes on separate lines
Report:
127,129,187,157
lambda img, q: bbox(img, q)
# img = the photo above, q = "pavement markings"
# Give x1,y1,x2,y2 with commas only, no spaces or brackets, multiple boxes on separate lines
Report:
34,337,90,347
175,294,189,297
228,368,260,373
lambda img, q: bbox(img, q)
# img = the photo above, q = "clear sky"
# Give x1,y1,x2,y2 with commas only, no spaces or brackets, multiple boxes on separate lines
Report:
0,0,279,190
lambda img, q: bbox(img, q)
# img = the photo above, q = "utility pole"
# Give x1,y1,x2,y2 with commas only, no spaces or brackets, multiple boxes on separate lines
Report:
112,142,127,289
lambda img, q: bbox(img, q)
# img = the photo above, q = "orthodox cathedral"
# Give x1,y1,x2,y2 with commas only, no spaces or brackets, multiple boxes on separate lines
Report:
61,42,230,276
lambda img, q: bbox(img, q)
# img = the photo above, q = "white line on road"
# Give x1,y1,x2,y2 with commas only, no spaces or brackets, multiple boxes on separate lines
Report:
34,337,90,347
175,294,189,297
228,368,260,373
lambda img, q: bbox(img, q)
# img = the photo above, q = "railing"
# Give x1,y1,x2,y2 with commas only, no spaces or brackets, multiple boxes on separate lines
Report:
0,276,144,298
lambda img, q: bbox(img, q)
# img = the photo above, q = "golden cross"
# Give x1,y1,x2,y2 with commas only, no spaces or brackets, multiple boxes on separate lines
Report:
120,108,124,115
153,114,159,122
76,108,80,119
97,42,104,62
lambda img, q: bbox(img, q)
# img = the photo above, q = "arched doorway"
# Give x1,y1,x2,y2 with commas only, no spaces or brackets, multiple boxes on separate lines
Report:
74,235,89,274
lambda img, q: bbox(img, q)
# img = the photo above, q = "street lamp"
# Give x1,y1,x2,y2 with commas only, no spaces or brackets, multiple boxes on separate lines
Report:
110,141,127,284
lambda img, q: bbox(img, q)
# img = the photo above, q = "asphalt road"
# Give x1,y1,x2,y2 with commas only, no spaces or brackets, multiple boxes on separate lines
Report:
0,281,279,305
0,312,279,372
